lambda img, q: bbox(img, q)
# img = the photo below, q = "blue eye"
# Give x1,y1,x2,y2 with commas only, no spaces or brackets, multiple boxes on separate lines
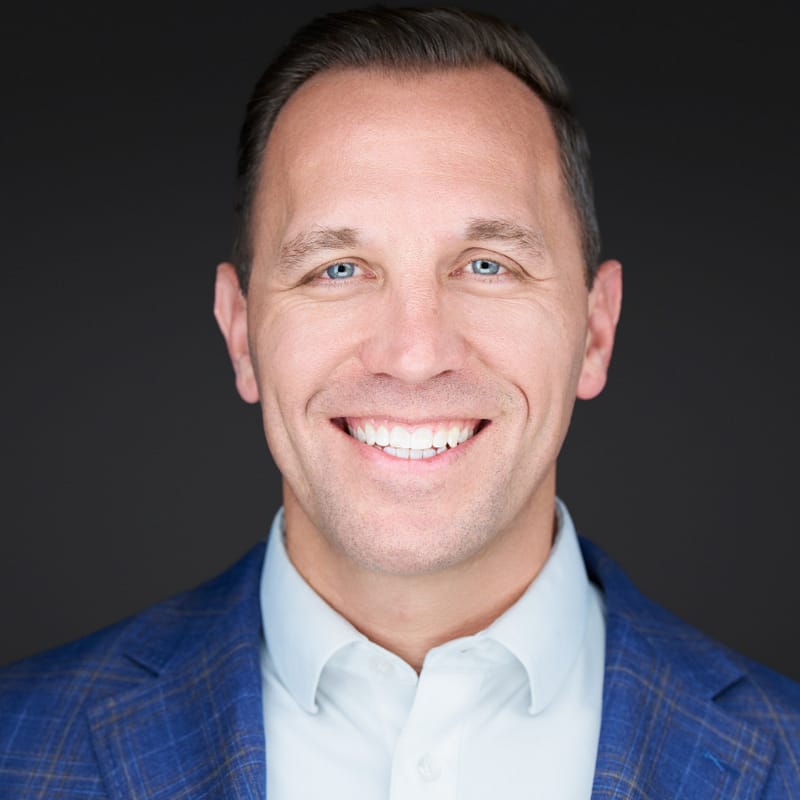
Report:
468,259,502,276
324,262,357,279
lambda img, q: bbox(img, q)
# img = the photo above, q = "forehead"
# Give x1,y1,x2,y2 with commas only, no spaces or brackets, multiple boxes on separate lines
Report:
254,65,569,250
275,63,554,140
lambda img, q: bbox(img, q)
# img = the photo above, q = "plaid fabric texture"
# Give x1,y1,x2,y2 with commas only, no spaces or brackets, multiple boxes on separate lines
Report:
0,544,267,799
1,537,798,799
583,539,800,799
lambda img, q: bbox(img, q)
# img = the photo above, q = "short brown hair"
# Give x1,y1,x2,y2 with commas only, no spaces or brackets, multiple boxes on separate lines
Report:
232,6,600,291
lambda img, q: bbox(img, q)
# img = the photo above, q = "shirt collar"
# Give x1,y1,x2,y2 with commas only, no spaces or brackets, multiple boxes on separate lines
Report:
260,508,365,713
481,498,592,714
260,499,594,716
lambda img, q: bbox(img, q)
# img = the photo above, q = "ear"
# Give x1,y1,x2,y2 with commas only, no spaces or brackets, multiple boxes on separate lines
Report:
213,262,260,404
576,259,623,400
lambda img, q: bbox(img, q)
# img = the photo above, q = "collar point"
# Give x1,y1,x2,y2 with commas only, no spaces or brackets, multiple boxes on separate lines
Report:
301,699,320,715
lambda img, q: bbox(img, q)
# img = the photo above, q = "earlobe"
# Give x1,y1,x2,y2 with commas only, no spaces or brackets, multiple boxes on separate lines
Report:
213,262,260,404
576,259,623,400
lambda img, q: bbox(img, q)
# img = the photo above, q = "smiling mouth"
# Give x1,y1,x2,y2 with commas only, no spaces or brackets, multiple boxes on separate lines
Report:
337,417,487,460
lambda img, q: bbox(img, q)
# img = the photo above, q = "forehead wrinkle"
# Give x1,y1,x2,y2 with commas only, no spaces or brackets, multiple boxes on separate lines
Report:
278,227,361,276
465,217,547,261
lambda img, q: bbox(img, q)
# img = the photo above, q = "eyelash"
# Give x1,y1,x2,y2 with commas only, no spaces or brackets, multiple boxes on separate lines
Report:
463,258,506,277
311,261,367,287
321,262,360,280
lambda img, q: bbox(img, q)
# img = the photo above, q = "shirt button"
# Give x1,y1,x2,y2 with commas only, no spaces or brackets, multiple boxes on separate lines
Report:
417,753,441,782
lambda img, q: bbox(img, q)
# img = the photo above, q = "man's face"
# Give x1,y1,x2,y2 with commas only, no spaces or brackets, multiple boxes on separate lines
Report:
216,65,620,577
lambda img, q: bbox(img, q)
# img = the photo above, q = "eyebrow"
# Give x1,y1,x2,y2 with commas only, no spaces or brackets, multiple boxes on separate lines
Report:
275,217,546,278
278,227,360,277
464,217,547,260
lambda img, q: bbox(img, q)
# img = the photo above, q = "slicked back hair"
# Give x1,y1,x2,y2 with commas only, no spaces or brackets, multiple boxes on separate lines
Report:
232,6,600,291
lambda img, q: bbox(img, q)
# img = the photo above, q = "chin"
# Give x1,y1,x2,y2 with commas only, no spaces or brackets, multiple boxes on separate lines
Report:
317,499,504,577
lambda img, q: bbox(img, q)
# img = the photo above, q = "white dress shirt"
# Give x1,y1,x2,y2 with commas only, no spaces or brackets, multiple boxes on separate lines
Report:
259,499,605,799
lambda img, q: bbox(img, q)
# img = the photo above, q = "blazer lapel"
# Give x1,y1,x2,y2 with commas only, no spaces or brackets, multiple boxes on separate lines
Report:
582,540,775,799
592,613,774,799
87,543,267,800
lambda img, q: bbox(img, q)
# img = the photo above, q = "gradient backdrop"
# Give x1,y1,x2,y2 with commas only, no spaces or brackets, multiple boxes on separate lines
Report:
2,1,798,678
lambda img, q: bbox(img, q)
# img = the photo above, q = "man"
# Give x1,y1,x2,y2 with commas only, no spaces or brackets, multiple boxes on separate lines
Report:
1,6,797,799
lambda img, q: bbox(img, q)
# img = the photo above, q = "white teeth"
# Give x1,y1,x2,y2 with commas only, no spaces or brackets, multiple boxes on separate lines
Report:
410,427,433,450
377,446,449,460
447,425,460,448
389,426,411,448
432,428,448,449
347,420,478,458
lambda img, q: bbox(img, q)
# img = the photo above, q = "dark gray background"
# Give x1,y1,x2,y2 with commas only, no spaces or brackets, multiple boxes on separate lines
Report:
2,2,798,677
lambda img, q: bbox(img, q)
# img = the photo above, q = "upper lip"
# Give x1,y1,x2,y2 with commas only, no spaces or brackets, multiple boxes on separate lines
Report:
334,417,491,434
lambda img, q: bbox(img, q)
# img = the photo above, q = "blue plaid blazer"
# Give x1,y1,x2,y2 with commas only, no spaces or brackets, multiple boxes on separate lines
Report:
1,538,798,799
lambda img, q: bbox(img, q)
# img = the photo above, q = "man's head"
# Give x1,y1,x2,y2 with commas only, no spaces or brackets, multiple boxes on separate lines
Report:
232,7,600,292
214,7,621,588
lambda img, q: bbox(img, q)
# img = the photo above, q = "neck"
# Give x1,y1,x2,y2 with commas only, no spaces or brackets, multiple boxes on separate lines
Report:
283,488,555,672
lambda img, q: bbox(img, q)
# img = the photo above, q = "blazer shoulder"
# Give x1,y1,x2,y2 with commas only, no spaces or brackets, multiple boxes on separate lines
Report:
0,541,266,798
580,536,800,792
0,540,266,731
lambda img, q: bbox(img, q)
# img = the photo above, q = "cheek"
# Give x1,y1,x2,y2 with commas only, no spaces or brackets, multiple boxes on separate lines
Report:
464,297,585,393
253,297,361,412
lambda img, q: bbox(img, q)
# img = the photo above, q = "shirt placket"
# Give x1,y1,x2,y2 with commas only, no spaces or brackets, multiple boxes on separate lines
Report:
388,660,486,800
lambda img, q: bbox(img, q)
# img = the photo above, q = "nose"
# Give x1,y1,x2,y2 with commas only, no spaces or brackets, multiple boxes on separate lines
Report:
358,281,468,384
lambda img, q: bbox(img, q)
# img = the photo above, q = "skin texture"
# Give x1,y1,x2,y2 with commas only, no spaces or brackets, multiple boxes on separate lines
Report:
215,65,622,670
